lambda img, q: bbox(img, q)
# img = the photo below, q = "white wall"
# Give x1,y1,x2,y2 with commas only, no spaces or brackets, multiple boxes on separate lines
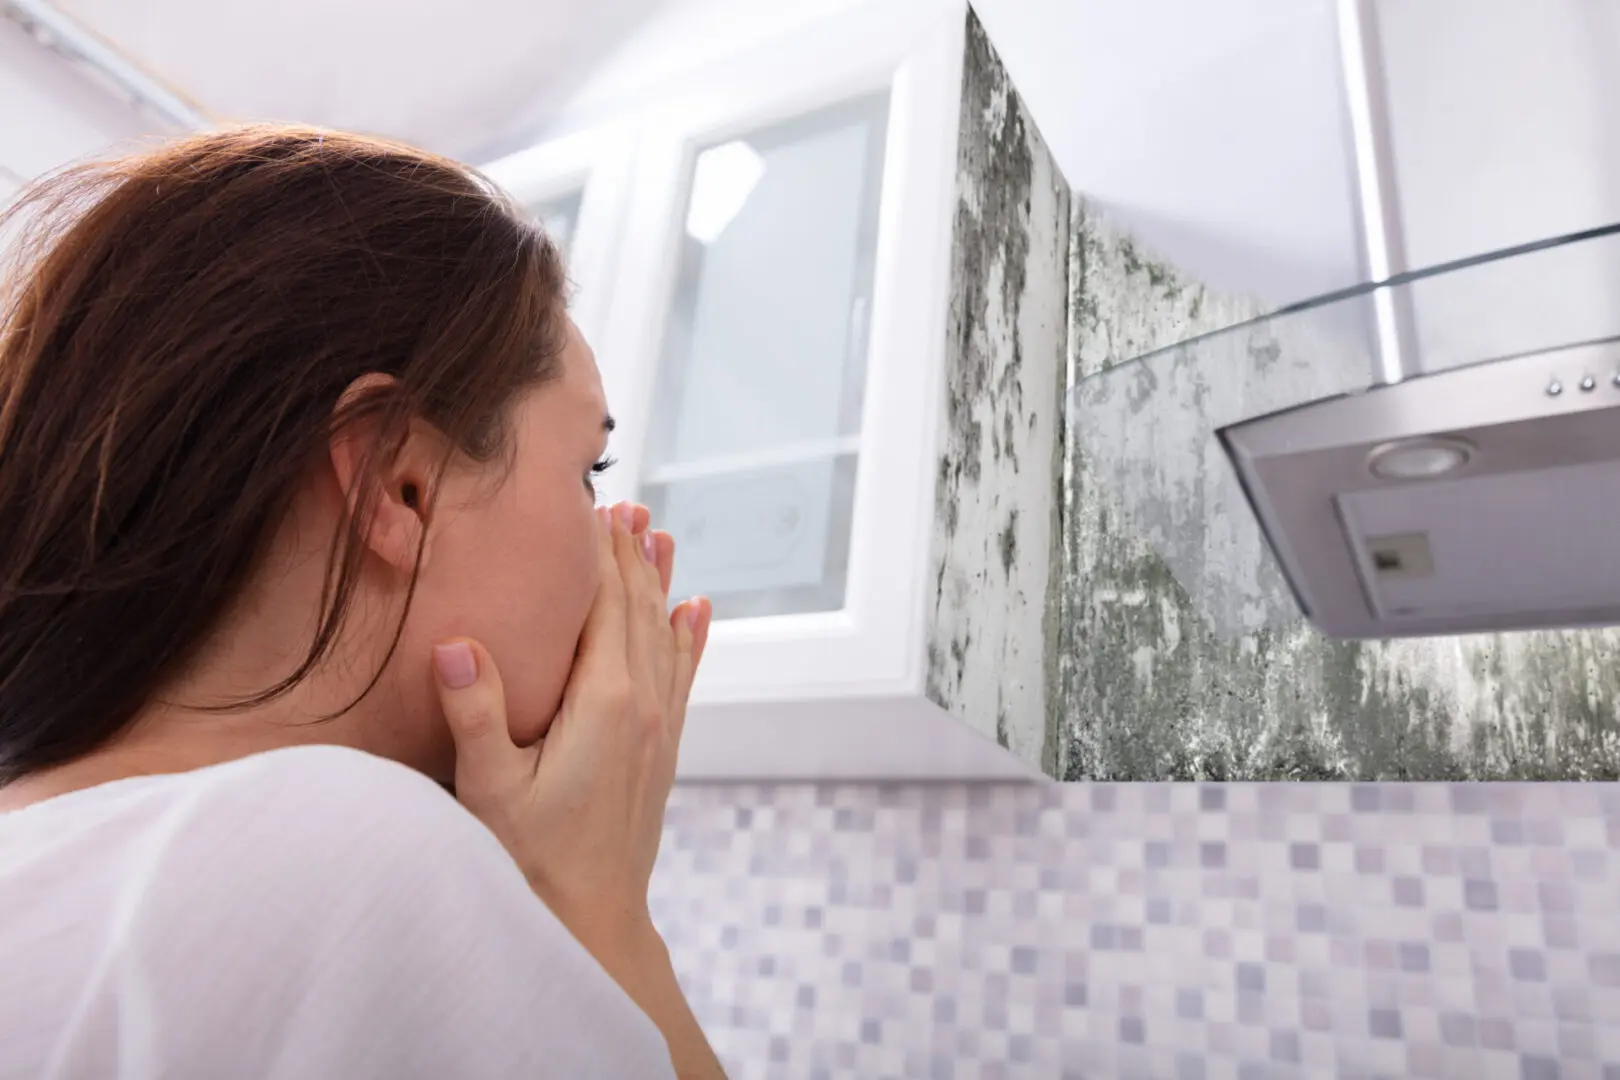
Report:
1378,0,1620,372
0,18,158,191
975,0,1364,307
1380,0,1620,267
482,0,1367,310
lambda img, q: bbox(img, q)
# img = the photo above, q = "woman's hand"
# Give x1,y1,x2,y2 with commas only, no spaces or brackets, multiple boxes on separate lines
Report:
427,500,725,1078
429,500,710,949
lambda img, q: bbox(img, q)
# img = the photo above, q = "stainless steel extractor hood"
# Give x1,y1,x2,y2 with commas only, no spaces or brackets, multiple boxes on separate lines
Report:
1070,222,1620,642
1223,335,1620,638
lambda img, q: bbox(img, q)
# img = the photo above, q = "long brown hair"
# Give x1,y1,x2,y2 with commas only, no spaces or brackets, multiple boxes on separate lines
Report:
0,125,568,784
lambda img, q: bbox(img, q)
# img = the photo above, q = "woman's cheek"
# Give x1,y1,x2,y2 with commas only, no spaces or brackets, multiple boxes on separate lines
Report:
578,519,605,609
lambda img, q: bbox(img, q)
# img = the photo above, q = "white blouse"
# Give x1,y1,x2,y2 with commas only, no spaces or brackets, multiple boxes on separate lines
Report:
0,744,676,1080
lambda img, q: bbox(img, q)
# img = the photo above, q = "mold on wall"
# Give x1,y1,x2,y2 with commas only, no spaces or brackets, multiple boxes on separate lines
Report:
1057,201,1620,781
923,11,1618,781
926,9,1070,776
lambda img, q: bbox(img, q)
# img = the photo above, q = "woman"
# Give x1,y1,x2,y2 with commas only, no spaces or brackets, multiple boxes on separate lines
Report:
0,126,726,1078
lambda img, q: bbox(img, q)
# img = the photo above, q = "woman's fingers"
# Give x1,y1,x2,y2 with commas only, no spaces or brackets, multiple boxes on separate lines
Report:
609,502,673,698
574,506,630,681
433,638,522,793
666,597,711,743
653,531,675,597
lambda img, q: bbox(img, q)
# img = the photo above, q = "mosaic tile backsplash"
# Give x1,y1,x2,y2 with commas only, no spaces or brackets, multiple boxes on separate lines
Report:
649,781,1620,1079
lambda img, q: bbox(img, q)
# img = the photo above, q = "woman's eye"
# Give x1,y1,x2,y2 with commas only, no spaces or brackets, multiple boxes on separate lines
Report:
586,455,617,494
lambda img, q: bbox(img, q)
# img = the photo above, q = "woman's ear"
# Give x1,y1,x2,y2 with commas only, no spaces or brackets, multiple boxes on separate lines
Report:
328,374,437,575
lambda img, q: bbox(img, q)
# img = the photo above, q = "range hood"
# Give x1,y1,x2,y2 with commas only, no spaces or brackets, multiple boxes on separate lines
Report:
1070,222,1620,641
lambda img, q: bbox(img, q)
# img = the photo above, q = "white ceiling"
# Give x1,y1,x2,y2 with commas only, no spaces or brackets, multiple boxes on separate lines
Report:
52,0,676,153
47,0,1365,304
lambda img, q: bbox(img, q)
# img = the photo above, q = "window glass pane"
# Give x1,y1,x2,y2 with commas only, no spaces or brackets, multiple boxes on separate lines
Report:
641,92,889,619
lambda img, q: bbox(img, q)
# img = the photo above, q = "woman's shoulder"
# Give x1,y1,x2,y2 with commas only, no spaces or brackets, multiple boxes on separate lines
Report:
121,745,475,860
0,745,475,864
138,746,675,1075
0,745,511,918
171,745,509,890
5,745,537,992
202,742,450,800
0,755,677,1077
194,744,461,823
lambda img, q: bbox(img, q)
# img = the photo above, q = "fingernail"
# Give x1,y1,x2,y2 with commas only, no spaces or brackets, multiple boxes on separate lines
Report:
433,642,477,689
641,530,656,562
682,601,702,631
613,502,634,530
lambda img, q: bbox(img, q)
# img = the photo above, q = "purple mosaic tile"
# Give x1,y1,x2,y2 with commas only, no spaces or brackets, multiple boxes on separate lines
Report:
649,783,1620,1077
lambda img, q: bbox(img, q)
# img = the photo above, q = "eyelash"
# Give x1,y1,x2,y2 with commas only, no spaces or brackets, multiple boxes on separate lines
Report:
587,455,617,494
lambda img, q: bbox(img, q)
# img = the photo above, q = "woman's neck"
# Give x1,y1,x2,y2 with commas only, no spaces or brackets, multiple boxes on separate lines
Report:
0,510,415,812
0,691,371,812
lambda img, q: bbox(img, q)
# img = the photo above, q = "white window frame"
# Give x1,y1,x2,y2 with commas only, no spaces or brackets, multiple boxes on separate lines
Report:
479,123,637,347
592,7,967,709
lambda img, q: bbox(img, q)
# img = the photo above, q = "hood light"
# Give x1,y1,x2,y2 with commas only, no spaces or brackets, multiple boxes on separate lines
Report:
1368,437,1474,481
